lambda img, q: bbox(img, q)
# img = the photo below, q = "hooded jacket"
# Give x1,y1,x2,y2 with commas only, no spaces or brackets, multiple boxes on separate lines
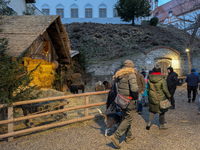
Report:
166,67,178,88
147,72,171,114
185,72,200,87
194,68,199,77
115,67,138,99
136,72,145,93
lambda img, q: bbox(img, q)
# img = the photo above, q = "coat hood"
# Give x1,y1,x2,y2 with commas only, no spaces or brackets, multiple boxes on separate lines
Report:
149,73,164,83
167,67,174,74
115,67,135,79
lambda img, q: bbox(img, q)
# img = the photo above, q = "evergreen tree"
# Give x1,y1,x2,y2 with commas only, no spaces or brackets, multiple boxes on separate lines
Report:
0,1,39,106
115,0,151,25
0,36,40,105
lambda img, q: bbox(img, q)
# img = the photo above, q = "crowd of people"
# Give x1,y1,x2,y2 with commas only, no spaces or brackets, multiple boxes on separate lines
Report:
109,60,200,149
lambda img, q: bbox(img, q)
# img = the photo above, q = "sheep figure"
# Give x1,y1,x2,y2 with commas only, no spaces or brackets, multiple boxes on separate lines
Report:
103,81,112,90
95,81,104,91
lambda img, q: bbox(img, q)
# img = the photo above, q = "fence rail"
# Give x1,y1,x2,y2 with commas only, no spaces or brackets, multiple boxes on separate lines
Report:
0,90,109,141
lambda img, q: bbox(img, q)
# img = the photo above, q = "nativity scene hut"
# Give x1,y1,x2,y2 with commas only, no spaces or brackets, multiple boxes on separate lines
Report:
0,15,77,89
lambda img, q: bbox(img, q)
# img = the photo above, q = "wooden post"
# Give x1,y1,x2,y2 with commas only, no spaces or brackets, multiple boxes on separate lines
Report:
85,96,89,117
8,107,13,142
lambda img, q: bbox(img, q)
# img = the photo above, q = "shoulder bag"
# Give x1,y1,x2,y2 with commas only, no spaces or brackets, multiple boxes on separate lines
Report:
114,82,131,109
151,83,171,109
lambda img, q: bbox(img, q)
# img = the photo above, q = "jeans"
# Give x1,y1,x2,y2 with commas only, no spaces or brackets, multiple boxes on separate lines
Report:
187,86,197,101
168,87,176,107
137,93,143,112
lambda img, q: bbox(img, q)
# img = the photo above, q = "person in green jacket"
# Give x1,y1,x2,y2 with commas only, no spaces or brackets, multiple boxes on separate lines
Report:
110,60,138,149
146,64,171,130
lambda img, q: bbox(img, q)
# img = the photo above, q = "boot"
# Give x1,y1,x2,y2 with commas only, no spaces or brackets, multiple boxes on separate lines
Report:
110,135,121,149
146,126,151,130
159,124,168,130
188,99,191,103
126,136,135,144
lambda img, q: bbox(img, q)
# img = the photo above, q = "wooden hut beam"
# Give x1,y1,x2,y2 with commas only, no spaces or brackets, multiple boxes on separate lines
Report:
53,21,69,60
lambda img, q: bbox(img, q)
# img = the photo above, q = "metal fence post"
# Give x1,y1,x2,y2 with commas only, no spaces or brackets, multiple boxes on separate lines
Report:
8,106,13,142
85,96,89,117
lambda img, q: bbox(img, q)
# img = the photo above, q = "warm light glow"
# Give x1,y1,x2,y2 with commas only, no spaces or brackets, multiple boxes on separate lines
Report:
186,49,189,52
172,60,180,69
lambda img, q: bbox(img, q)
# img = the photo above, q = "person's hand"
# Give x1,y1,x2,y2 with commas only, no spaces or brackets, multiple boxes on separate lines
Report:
141,91,144,94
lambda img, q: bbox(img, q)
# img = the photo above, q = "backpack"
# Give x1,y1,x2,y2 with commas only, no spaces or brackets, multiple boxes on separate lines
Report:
106,83,117,109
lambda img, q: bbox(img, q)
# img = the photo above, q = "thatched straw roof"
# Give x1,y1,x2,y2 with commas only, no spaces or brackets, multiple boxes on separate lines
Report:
0,15,71,59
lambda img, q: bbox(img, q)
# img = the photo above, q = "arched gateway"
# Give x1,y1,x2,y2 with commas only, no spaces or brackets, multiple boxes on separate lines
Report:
145,46,184,76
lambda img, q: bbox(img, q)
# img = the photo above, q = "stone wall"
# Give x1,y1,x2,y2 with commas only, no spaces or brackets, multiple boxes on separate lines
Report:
87,47,189,84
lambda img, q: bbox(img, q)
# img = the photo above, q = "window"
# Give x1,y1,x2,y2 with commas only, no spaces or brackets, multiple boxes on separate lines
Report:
85,8,92,18
71,8,78,18
113,8,119,17
42,9,49,15
56,8,64,18
175,23,178,28
99,8,106,18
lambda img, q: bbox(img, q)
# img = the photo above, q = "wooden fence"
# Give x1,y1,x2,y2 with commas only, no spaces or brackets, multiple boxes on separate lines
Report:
0,90,109,142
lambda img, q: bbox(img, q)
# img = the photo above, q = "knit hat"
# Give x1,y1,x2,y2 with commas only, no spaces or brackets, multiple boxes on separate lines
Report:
153,64,161,72
124,60,134,68
191,69,195,73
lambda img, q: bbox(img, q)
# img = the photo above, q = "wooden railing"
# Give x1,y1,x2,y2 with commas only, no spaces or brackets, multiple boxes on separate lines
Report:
0,90,109,141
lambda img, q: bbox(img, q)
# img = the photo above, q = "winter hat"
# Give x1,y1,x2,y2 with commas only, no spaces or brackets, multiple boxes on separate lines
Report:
124,60,134,68
191,69,195,73
153,64,161,72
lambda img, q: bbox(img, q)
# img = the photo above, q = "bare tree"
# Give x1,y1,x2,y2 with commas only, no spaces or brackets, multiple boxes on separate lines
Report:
174,0,200,73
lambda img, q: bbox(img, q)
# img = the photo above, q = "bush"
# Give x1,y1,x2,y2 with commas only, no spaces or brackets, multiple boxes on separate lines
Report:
150,17,159,26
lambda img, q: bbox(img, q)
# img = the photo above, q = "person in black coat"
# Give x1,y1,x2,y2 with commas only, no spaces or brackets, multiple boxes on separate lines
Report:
166,67,178,109
141,69,146,78
185,69,200,103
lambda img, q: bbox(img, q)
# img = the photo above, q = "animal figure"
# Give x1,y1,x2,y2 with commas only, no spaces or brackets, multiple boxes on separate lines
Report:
95,81,104,91
97,108,123,137
66,80,78,94
77,84,85,93
66,79,84,93
103,81,112,90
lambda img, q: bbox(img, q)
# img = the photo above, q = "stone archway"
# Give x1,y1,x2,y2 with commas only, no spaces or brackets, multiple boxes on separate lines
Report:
156,61,171,77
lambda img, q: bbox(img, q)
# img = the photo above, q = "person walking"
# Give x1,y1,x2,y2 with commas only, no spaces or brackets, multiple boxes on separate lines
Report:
110,60,138,149
141,68,146,78
134,68,145,115
185,69,200,103
146,64,171,130
166,67,178,109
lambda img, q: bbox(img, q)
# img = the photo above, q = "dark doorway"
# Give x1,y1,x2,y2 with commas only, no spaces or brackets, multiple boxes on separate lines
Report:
157,61,171,77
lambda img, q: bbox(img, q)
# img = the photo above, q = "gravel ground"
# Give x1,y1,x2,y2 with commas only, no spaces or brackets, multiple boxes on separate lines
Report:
1,84,200,150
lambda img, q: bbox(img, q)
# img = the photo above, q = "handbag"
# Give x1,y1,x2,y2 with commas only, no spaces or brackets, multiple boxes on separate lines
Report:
114,82,131,109
151,83,171,109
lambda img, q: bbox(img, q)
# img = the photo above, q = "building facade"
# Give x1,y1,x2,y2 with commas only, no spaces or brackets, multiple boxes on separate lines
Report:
7,0,43,15
34,0,153,25
153,0,200,36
